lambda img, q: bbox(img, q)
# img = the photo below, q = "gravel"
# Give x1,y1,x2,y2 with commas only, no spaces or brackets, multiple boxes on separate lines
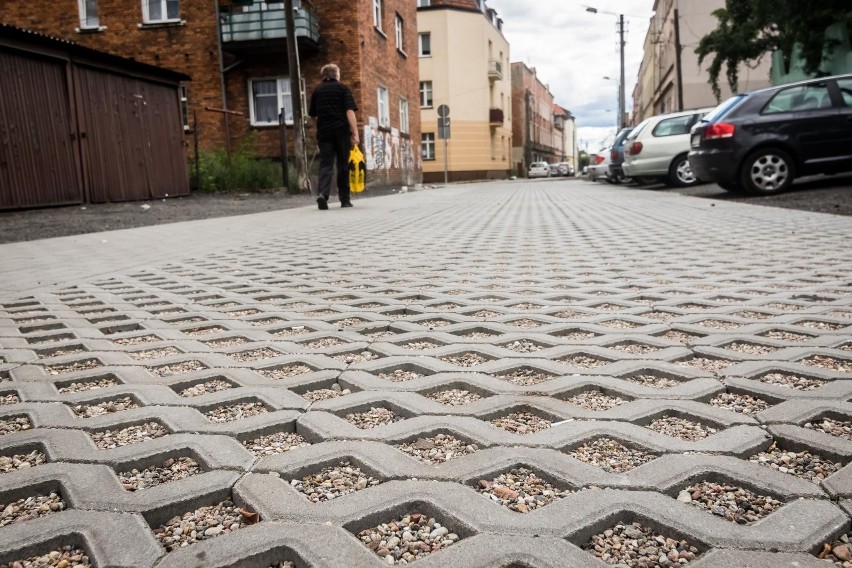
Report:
507,319,543,328
44,359,101,375
204,402,267,423
230,348,281,362
800,320,844,331
58,378,120,393
800,355,852,373
0,492,66,526
560,355,611,368
291,461,381,502
242,432,311,458
490,411,552,435
0,450,47,474
0,416,33,436
345,407,401,429
426,389,483,406
757,372,826,390
648,416,718,441
696,320,741,330
149,360,208,376
610,343,662,354
303,384,352,403
598,320,640,329
301,337,345,349
761,330,814,341
256,365,313,380
357,512,460,564
178,380,235,397
396,434,479,464
496,369,555,386
584,521,699,566
90,421,169,449
0,393,20,406
679,481,782,524
709,392,770,416
377,369,423,382
128,347,182,361
662,331,700,344
202,337,251,348
403,341,440,350
153,497,254,552
818,532,852,566
440,353,489,367
623,374,681,389
566,390,627,411
272,326,312,337
0,545,91,568
805,417,852,440
722,342,778,356
749,442,842,484
502,340,544,353
333,351,381,364
118,457,201,491
678,357,734,372
477,467,572,513
568,438,658,473
69,396,139,418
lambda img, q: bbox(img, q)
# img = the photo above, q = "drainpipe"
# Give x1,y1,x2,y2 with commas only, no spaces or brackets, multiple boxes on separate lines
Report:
214,0,231,158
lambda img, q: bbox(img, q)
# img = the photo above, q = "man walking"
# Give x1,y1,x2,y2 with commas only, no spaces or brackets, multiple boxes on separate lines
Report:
308,63,359,210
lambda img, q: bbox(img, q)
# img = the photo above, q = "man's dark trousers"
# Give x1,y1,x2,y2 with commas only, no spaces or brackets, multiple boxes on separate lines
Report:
317,128,351,205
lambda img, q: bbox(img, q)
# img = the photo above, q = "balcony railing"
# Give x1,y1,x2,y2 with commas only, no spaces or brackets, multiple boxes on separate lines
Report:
488,59,503,80
489,107,504,125
220,2,319,46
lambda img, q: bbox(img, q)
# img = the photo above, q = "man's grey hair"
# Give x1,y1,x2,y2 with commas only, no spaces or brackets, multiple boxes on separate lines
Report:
321,64,340,80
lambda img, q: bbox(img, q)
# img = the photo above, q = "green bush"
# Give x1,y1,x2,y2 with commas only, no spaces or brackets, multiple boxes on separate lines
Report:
190,135,289,193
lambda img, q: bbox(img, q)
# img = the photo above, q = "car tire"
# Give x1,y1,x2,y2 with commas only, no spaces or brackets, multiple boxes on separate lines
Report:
740,148,794,195
667,154,700,187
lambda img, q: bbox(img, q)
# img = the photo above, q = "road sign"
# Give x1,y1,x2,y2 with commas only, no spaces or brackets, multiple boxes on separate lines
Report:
437,104,450,118
437,117,451,140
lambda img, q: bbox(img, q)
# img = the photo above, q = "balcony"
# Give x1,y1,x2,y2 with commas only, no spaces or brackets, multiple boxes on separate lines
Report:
219,2,320,54
489,107,504,126
487,59,503,81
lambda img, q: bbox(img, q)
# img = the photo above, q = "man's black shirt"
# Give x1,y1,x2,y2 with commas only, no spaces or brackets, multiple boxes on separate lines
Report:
309,79,357,136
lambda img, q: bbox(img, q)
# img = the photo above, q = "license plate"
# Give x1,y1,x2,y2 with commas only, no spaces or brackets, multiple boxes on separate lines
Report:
691,134,701,148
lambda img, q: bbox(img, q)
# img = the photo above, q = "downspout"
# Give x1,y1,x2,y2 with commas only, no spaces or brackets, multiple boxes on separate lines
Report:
214,0,231,157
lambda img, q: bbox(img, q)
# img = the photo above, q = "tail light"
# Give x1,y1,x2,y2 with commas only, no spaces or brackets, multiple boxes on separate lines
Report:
594,155,605,165
629,141,643,156
705,122,736,140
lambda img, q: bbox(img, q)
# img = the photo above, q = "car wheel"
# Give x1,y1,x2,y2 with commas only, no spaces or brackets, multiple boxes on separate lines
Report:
667,154,700,187
740,148,794,195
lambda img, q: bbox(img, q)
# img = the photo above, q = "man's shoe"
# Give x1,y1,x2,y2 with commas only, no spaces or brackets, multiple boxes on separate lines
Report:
341,202,353,208
317,197,328,210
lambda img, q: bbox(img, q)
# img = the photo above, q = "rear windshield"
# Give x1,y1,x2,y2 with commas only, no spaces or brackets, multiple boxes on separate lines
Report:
626,119,651,140
702,95,746,123
614,128,634,145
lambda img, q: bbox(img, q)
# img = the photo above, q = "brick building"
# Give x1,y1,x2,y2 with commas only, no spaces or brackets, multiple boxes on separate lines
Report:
511,62,560,175
1,0,422,188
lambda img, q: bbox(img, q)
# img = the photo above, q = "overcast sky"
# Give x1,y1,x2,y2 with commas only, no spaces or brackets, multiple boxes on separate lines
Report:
485,0,654,152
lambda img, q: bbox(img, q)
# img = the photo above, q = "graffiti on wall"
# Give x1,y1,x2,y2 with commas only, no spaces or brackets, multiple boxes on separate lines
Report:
363,117,419,179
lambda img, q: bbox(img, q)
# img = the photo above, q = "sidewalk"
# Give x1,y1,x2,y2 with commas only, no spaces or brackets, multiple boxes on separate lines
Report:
0,179,850,567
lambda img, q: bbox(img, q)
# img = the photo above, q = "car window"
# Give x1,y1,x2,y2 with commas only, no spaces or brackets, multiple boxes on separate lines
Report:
837,78,852,107
702,95,746,122
762,83,832,114
652,115,693,137
626,119,650,140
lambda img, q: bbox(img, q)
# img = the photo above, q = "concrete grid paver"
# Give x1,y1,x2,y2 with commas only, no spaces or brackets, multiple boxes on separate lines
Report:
0,180,851,566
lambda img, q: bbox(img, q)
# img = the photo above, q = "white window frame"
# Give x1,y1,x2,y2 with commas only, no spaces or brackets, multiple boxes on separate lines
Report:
417,0,431,6
248,77,305,127
399,98,409,135
377,85,390,128
78,0,100,29
418,32,431,56
419,81,433,108
179,83,190,131
142,0,181,24
395,14,405,53
373,0,383,31
421,133,435,160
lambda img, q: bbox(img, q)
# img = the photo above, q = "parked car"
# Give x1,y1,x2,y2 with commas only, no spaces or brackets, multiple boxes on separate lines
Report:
528,161,551,178
689,73,852,194
552,162,574,176
622,107,714,187
608,126,635,183
587,149,611,181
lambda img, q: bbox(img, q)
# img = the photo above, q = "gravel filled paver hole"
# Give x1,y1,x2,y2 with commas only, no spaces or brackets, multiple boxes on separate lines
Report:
501,340,544,353
507,319,544,329
301,337,345,349
0,416,32,436
696,320,741,330
230,348,281,362
128,347,182,361
709,392,770,416
598,320,640,329
291,461,382,502
202,337,251,348
560,355,611,369
0,393,20,406
345,407,402,429
477,467,572,513
377,369,423,383
496,369,555,386
58,377,120,394
1,545,91,568
749,442,842,484
440,353,489,367
800,356,852,373
799,321,844,331
818,533,852,566
805,417,852,440
44,359,101,375
204,402,268,423
403,341,440,350
397,434,478,464
490,412,552,435
0,450,47,474
584,521,700,565
149,361,208,377
623,374,681,389
757,372,826,390
0,492,66,526
242,432,310,458
678,481,782,524
333,351,380,364
662,331,700,344
568,438,657,473
70,396,139,418
648,416,718,441
302,384,352,403
257,365,313,380
179,380,235,397
152,496,255,552
357,512,461,565
609,343,662,354
426,389,483,406
760,330,814,342
118,457,201,491
90,421,168,449
566,390,627,411
721,342,778,356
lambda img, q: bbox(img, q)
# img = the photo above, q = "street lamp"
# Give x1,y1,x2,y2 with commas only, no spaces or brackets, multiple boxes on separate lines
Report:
585,6,626,131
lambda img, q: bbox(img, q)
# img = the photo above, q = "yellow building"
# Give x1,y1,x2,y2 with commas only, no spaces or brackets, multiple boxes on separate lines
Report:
417,0,512,182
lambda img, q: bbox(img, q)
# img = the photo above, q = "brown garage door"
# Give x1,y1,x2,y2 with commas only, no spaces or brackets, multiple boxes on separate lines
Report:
0,49,82,209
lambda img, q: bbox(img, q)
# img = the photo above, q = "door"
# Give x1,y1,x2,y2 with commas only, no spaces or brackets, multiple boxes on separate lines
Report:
832,77,852,167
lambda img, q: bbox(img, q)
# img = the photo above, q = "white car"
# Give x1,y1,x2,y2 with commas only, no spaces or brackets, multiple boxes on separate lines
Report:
622,107,714,187
587,149,611,182
528,162,551,178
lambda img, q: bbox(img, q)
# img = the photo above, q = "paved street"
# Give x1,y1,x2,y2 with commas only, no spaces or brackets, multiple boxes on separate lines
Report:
0,179,851,567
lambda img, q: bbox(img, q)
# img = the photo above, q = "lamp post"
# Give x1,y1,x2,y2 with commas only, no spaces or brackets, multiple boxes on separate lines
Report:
586,6,626,130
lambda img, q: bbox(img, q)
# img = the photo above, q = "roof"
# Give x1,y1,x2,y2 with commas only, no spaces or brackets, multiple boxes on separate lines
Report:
0,22,190,82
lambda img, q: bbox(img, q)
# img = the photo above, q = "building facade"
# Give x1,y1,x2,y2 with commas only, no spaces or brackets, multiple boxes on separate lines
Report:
511,63,561,176
1,0,422,187
633,0,772,123
416,0,511,183
553,104,578,171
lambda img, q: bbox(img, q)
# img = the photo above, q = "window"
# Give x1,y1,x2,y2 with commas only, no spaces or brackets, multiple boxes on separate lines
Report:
372,0,383,30
399,98,409,134
419,33,431,56
395,14,404,52
422,133,435,160
651,115,693,137
249,77,304,126
417,0,431,6
179,83,190,131
762,83,832,114
143,0,180,23
419,81,433,108
838,78,852,107
79,0,99,29
377,86,390,128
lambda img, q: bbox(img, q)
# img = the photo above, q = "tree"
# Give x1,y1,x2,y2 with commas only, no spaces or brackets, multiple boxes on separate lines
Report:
696,0,852,99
